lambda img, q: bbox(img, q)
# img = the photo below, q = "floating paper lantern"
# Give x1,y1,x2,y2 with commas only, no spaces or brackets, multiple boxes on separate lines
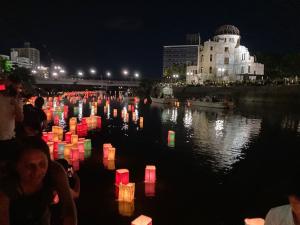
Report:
118,201,135,217
115,169,129,186
57,127,63,141
65,132,72,143
42,132,48,143
103,143,112,159
244,218,265,225
71,147,79,161
139,117,144,128
63,105,68,119
53,133,59,142
118,183,135,202
132,112,136,122
145,183,155,197
108,147,116,160
128,105,131,112
47,142,54,155
77,141,84,153
72,159,80,171
71,135,78,145
53,141,60,153
113,109,118,118
47,132,54,141
54,115,59,126
57,142,65,156
131,215,152,225
64,144,73,160
144,98,147,104
145,165,156,183
168,130,175,147
84,139,92,151
46,110,52,121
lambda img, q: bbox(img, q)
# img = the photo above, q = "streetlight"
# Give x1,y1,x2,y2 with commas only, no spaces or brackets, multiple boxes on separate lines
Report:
77,71,84,77
59,69,65,74
106,71,111,77
52,72,58,77
90,68,96,74
134,72,139,78
122,69,129,76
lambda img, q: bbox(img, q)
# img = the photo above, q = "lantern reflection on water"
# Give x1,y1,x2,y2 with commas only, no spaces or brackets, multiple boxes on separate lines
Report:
145,165,156,183
131,215,152,225
113,109,117,118
115,169,129,186
145,183,155,197
168,130,175,147
84,139,92,151
118,183,135,202
103,158,115,170
118,201,135,217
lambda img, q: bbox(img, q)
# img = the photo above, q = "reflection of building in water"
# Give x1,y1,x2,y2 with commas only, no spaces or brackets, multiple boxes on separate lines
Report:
191,110,261,170
161,107,178,124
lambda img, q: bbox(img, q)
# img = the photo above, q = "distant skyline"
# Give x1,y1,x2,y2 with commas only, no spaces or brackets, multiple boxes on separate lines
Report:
1,0,299,78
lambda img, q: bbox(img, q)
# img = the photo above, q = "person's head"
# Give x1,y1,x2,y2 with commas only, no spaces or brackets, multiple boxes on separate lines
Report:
6,75,23,97
14,136,51,185
34,96,44,109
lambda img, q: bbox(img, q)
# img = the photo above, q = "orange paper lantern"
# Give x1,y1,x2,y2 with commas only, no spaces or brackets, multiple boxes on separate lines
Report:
118,183,135,202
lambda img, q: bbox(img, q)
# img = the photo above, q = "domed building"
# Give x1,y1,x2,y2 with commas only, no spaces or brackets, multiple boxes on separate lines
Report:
186,25,264,84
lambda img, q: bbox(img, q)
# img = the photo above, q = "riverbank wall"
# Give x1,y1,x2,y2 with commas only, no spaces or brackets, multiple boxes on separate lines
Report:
173,85,300,105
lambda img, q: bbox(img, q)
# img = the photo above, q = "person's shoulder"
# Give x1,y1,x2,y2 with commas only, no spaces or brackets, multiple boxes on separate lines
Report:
269,204,291,214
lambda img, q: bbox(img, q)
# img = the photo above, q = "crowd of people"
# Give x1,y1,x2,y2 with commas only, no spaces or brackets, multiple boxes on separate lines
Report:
0,76,78,225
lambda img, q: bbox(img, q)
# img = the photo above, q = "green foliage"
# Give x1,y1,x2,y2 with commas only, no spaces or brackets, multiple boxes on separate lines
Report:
163,63,186,80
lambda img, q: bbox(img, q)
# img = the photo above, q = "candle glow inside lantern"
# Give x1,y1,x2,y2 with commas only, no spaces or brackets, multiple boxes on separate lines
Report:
115,169,129,186
118,201,135,217
77,141,84,153
84,139,92,151
71,147,79,161
118,183,135,202
71,134,78,145
131,215,152,225
168,130,175,147
108,147,116,160
47,132,53,141
144,165,156,183
64,144,73,160
113,109,117,117
103,143,112,158
139,117,144,128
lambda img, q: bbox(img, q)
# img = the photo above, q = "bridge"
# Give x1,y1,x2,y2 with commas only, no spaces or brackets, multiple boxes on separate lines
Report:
35,78,140,87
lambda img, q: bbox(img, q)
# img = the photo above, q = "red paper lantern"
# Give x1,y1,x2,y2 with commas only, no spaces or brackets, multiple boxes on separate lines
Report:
42,132,48,143
103,143,112,159
144,165,156,183
115,169,129,186
65,132,72,143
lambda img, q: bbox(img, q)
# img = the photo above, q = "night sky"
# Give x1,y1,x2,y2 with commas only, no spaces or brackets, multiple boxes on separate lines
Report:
0,0,299,78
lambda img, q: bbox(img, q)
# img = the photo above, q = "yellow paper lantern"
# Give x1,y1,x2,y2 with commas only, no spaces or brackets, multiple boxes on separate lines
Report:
118,183,135,202
139,117,144,128
64,144,73,160
108,147,116,160
131,215,152,225
71,134,78,145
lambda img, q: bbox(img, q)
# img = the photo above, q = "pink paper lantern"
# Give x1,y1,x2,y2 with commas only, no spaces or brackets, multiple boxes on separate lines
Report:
71,147,79,161
54,115,59,126
144,165,156,183
65,132,72,143
131,215,152,225
78,141,84,153
115,169,129,186
47,132,54,141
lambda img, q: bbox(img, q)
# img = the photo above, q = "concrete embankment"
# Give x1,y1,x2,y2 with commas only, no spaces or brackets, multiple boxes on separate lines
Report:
173,85,300,105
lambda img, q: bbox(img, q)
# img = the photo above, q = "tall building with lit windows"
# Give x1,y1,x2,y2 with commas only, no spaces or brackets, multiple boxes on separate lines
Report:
186,25,264,84
11,42,40,68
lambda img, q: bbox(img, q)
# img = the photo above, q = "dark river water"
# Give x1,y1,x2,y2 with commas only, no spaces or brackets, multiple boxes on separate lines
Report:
70,100,300,225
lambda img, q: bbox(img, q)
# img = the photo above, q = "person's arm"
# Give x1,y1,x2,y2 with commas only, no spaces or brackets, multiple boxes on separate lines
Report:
50,161,77,225
0,192,10,225
70,172,80,199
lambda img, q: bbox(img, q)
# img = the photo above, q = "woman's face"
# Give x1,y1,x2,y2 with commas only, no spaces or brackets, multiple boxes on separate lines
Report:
16,148,49,185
